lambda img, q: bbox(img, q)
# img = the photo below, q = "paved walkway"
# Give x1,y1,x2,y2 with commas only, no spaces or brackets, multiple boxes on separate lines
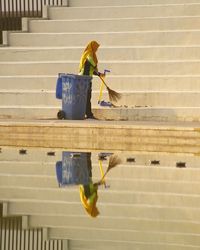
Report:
1,118,200,129
0,119,200,153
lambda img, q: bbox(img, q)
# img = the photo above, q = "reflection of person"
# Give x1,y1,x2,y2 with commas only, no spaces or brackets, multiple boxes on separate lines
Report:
79,153,122,218
79,152,100,217
79,182,99,218
79,41,103,119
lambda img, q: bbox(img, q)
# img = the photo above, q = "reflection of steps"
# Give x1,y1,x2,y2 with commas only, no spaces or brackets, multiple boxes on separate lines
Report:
0,202,66,250
1,148,200,248
5,200,200,246
68,0,197,6
2,1,200,120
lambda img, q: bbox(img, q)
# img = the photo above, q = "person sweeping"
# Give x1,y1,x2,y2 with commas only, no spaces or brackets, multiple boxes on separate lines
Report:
79,154,122,218
79,40,102,119
79,41,121,119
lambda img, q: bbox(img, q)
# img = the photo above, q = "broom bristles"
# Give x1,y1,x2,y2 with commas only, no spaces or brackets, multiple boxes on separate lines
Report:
107,86,122,103
98,75,122,103
100,155,122,181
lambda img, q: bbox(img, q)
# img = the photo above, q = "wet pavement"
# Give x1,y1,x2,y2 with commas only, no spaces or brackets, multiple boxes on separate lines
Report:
1,146,200,249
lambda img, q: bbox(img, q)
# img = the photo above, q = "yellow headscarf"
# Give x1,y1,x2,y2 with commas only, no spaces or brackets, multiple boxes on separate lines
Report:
79,41,100,72
79,185,99,218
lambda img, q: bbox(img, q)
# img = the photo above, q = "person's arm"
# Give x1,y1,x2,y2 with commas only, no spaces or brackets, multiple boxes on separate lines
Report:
87,55,103,76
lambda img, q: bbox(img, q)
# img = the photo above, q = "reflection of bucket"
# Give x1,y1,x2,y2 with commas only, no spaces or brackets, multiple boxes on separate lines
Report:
56,152,90,186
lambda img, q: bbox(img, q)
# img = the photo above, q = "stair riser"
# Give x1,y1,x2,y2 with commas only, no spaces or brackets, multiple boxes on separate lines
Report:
9,31,200,47
49,4,200,20
8,201,200,225
29,17,200,33
2,47,200,61
29,215,200,236
1,76,200,92
1,162,200,179
1,92,200,107
0,107,200,122
49,227,200,246
2,188,200,208
68,0,199,7
1,61,200,76
1,176,200,195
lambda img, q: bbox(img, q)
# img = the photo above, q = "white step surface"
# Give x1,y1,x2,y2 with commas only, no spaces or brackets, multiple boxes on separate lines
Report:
2,60,200,76
68,0,200,7
1,146,200,248
56,239,200,250
1,161,200,180
1,173,200,195
8,30,200,47
2,46,200,61
3,186,200,208
1,75,200,92
1,106,200,122
7,199,200,222
49,4,200,20
28,16,200,33
1,90,200,107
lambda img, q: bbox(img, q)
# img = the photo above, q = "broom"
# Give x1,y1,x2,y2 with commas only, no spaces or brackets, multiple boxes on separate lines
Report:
98,75,122,103
95,154,122,186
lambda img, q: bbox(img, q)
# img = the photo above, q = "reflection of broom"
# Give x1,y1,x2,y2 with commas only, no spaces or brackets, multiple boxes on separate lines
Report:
98,75,122,103
96,155,122,186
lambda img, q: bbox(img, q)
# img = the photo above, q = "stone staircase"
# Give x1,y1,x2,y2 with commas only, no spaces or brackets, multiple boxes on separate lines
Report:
1,147,200,249
1,0,200,121
0,202,66,250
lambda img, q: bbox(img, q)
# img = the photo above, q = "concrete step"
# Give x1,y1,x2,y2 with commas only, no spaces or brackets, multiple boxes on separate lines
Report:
55,239,200,250
1,161,200,181
29,214,200,235
1,120,200,153
0,187,79,202
7,199,200,222
0,151,200,170
5,200,200,246
1,90,200,108
1,173,200,195
68,0,200,7
28,16,200,33
0,91,60,106
49,4,200,20
2,60,200,76
1,106,200,122
0,148,62,162
0,174,58,189
93,107,200,122
1,75,200,92
8,30,200,47
49,226,200,247
3,46,200,62
0,147,199,169
2,186,200,208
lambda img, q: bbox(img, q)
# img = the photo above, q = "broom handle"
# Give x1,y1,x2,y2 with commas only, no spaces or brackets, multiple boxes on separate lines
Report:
98,76,105,103
99,160,106,185
100,170,109,184
98,74,109,89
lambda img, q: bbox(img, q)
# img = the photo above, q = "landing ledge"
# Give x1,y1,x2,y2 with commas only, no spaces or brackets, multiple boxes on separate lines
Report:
0,119,200,153
0,118,199,130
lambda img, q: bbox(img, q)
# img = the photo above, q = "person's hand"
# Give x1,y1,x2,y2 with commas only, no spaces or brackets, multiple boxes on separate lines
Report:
99,72,105,78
